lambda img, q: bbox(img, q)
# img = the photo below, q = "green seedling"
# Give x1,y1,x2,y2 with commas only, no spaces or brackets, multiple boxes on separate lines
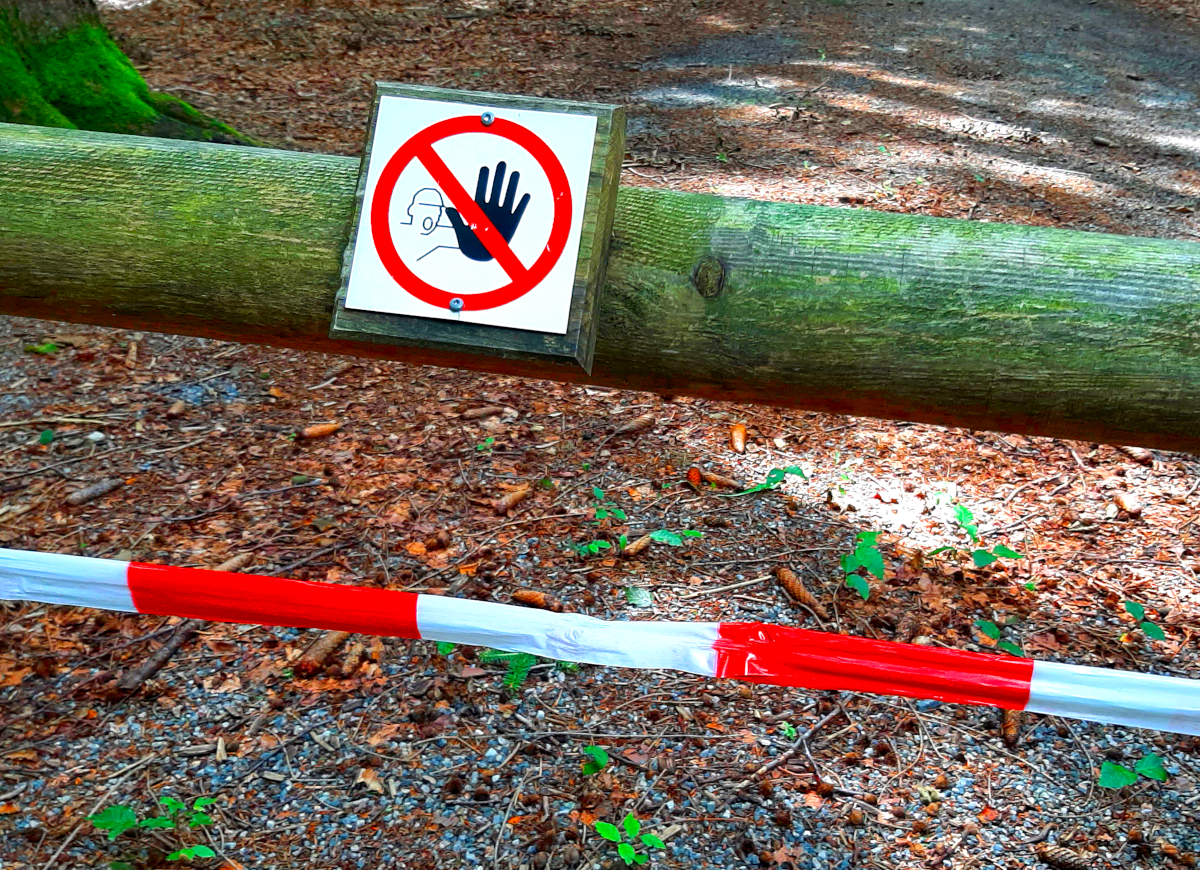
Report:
479,649,538,689
475,437,496,452
436,641,456,655
779,721,798,740
38,429,54,446
24,341,59,355
594,813,666,866
1124,601,1165,640
841,531,884,600
731,466,807,496
582,745,609,775
478,649,580,689
974,619,1024,657
625,587,653,607
591,487,627,523
648,529,703,547
1099,753,1168,789
89,797,217,864
928,504,1024,568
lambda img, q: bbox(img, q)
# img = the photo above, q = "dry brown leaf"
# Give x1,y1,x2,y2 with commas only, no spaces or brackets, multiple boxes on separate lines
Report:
65,478,124,506
1113,491,1143,517
686,467,703,489
493,485,531,516
1001,708,1022,747
622,534,653,558
774,566,828,619
166,399,187,419
511,588,564,612
354,768,384,793
730,423,747,453
124,340,138,369
300,422,342,440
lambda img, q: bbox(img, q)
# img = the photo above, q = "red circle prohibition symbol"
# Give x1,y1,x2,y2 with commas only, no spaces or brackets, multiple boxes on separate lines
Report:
370,115,573,312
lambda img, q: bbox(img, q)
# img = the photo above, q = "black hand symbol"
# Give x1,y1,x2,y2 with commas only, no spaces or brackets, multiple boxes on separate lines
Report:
445,162,531,262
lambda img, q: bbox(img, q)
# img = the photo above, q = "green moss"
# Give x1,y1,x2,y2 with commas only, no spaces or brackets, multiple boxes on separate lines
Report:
0,8,262,144
0,15,72,127
18,20,157,133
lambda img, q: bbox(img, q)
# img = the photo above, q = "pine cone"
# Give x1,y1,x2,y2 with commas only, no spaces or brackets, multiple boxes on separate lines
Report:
1035,843,1090,870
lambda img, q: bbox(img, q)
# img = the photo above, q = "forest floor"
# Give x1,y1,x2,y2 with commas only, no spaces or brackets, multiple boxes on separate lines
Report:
2,1,1200,869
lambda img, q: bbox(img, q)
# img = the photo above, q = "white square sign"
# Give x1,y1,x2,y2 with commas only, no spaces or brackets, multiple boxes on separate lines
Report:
343,94,598,335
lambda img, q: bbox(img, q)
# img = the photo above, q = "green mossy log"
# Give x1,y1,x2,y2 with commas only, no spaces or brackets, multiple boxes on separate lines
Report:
0,0,261,144
1,123,1199,452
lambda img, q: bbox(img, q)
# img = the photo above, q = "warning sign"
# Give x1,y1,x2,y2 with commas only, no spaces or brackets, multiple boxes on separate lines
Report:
343,92,599,335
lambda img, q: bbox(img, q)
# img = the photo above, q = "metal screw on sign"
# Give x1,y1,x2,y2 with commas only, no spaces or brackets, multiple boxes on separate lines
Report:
449,297,465,312
480,112,495,127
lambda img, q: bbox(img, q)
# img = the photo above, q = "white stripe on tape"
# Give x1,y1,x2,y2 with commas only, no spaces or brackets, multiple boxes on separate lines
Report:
416,596,720,675
0,550,135,612
1027,660,1200,735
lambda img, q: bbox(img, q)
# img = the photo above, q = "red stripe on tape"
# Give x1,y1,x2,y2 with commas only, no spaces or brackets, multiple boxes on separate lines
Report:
715,622,1034,709
127,563,421,638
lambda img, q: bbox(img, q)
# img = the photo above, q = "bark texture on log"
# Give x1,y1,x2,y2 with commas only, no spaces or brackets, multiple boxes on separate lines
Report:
1,124,1199,451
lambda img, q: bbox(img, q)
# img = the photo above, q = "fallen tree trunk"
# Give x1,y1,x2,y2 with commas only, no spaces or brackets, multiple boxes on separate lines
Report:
1,123,1198,451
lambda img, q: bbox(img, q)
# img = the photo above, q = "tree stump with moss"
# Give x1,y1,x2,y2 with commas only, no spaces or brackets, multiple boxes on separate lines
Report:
0,0,261,144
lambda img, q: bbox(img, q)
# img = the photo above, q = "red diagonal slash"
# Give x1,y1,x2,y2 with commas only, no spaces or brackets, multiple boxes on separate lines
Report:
415,143,529,282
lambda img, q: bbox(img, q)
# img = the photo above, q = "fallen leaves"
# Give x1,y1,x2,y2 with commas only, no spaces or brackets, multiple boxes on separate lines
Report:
622,534,653,558
1113,491,1143,517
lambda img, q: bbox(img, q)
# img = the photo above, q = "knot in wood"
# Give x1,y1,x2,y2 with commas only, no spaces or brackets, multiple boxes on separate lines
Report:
691,255,727,299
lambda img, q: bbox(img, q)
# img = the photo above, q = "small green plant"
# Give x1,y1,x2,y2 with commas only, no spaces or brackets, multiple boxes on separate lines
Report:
475,437,496,452
594,813,666,866
648,529,703,547
625,586,654,607
38,429,54,446
577,538,613,556
89,797,217,863
778,721,798,740
582,745,609,775
929,504,1024,568
731,466,807,496
1124,601,1166,640
479,649,538,689
1099,753,1168,789
974,619,1024,657
24,341,59,355
591,487,627,523
478,649,580,689
841,531,884,600
436,641,456,655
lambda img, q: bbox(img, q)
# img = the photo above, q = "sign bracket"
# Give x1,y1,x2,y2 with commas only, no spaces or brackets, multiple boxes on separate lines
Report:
329,84,625,373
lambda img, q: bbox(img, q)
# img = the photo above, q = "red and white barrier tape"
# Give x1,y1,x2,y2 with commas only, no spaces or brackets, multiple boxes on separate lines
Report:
2,548,1197,735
